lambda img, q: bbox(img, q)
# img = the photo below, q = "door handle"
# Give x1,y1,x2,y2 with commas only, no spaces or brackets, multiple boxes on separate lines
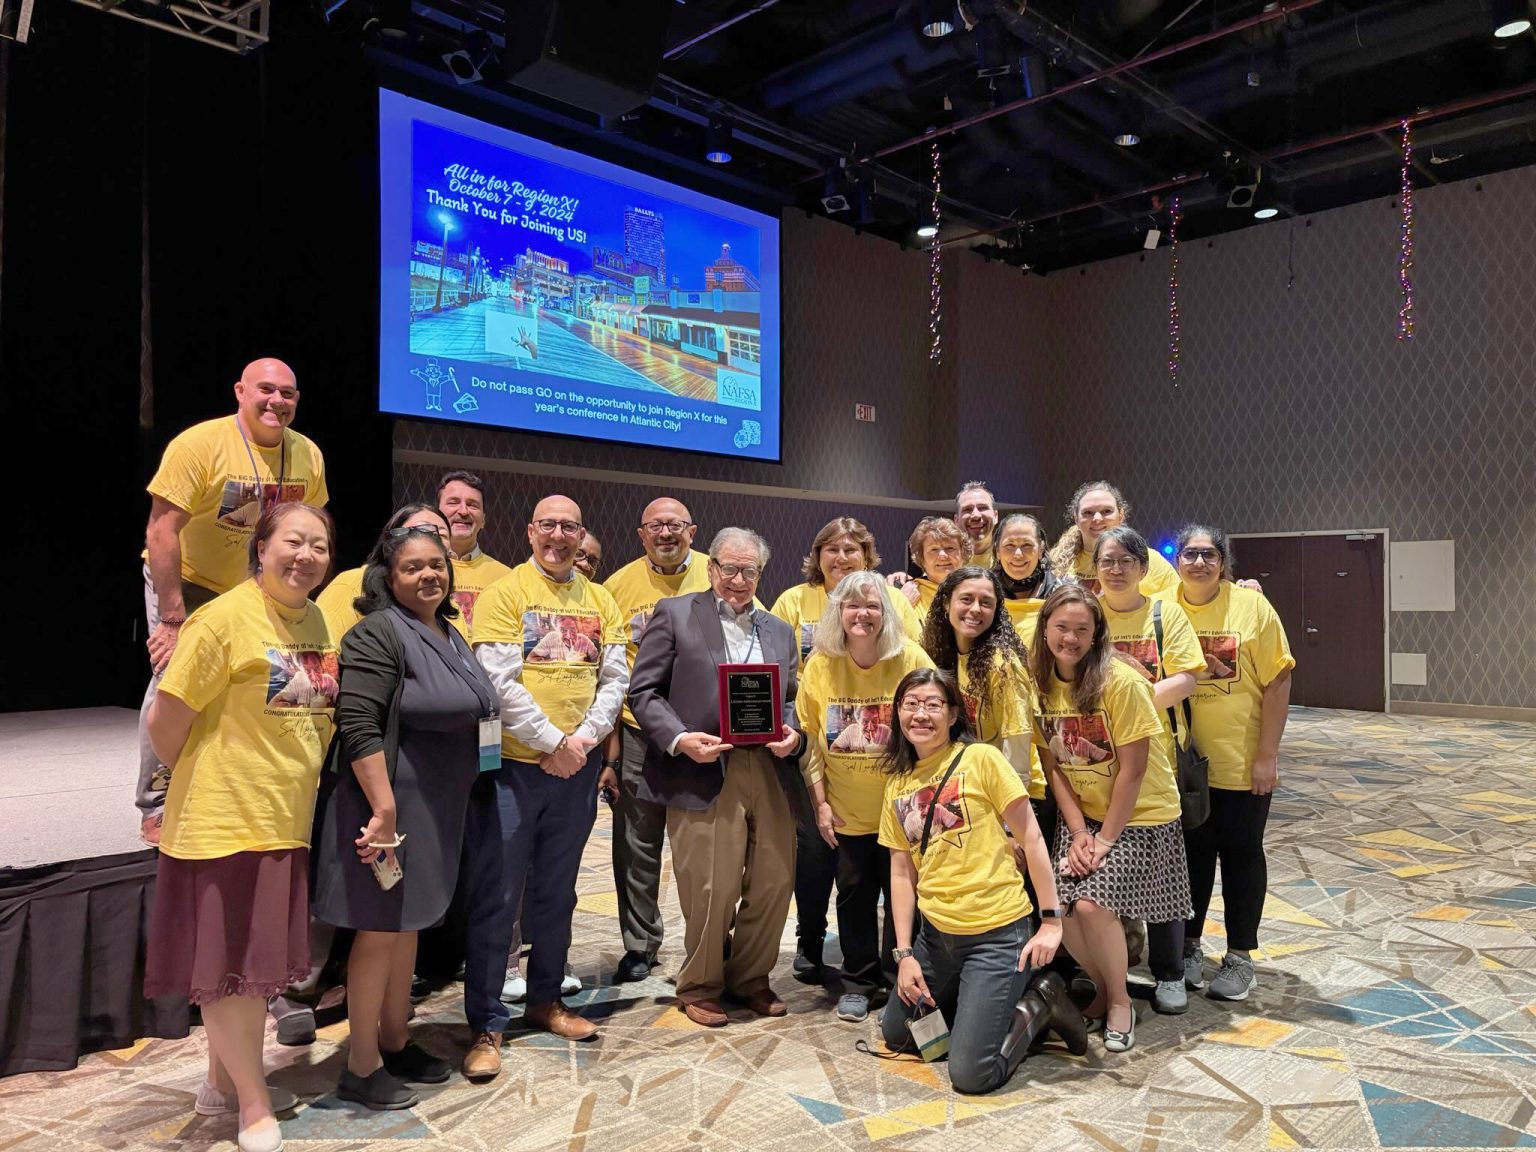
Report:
1336,571,1348,577
1305,626,1319,634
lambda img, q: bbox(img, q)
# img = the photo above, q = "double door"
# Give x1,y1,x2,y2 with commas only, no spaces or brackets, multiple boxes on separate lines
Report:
1231,533,1385,712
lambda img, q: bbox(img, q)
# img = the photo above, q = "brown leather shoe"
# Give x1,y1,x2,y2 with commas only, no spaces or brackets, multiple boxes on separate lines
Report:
523,1001,598,1041
461,1031,502,1081
743,988,787,1018
682,999,729,1027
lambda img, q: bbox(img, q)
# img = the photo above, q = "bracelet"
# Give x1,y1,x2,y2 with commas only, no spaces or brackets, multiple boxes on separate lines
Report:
554,735,568,754
159,617,186,626
1068,828,1092,839
1094,832,1118,848
892,947,914,961
602,760,621,770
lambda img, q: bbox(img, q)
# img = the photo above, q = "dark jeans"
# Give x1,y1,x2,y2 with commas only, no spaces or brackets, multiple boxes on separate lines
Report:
880,916,1033,1095
463,751,600,1032
1184,787,1272,952
794,823,836,952
833,832,897,996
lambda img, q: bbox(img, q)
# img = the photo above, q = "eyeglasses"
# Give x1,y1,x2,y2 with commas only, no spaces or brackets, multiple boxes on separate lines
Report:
898,698,951,715
574,549,599,566
1179,547,1221,564
641,519,693,536
710,561,761,582
533,518,584,537
388,523,447,539
1096,555,1144,572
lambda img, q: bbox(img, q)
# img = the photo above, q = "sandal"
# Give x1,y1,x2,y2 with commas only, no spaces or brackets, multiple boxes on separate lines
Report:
1103,1009,1136,1053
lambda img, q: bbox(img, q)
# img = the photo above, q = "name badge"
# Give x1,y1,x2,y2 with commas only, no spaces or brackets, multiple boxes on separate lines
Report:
479,714,501,773
906,1003,950,1062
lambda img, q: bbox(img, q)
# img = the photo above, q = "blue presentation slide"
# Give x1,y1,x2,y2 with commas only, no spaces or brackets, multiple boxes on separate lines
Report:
378,89,782,461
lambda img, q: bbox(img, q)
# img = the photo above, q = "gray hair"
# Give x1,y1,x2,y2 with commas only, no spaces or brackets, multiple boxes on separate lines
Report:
812,570,908,662
956,481,995,506
708,526,771,569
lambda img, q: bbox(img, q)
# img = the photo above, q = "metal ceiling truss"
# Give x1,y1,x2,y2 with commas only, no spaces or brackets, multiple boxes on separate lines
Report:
69,0,269,55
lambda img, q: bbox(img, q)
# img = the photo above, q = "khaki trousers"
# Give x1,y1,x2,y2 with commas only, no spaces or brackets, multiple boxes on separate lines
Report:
666,747,795,1003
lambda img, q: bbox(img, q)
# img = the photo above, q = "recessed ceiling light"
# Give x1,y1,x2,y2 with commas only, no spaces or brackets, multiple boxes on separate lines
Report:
1114,132,1140,146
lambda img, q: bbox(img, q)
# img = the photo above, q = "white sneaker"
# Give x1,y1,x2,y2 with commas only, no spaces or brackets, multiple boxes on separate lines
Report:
500,972,527,1004
195,1080,297,1116
561,972,582,995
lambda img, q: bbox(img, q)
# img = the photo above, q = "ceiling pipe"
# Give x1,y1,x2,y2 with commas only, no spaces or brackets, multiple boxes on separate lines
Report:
863,0,1323,162
940,77,1536,246
759,16,972,112
663,0,781,61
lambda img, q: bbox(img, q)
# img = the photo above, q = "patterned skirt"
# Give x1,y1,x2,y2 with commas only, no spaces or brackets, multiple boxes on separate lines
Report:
1053,818,1192,923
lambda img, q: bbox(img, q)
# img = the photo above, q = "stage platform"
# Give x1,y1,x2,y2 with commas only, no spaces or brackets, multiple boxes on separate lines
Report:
1,707,145,869
1,707,187,1077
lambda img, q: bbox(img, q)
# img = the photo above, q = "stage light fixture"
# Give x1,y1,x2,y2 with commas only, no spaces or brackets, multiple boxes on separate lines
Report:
705,117,734,164
1114,132,1140,146
920,0,954,38
443,30,495,85
1220,163,1260,208
1492,0,1532,37
821,170,851,214
916,206,939,239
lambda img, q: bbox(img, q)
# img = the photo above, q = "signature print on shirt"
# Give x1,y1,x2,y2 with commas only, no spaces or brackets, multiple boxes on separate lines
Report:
1039,713,1114,774
1113,637,1161,683
826,702,892,754
266,648,339,711
523,611,601,664
893,773,969,850
1196,633,1240,693
217,480,307,529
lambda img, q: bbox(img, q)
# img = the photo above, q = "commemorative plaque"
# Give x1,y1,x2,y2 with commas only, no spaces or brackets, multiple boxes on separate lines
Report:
717,663,782,745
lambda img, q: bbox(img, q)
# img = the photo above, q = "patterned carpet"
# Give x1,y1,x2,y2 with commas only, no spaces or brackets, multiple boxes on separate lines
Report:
4,707,1535,1151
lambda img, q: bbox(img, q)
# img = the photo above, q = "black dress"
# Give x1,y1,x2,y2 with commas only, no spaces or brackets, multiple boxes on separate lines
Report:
313,605,495,932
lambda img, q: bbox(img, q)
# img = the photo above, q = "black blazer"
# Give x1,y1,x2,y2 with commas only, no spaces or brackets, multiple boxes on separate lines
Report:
627,591,808,820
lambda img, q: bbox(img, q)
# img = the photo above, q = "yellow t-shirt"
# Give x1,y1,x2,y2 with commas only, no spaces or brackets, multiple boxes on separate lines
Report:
316,565,366,642
912,578,939,619
958,650,1044,799
1033,659,1178,826
448,550,514,639
798,641,934,834
155,580,337,859
878,742,1031,935
1174,583,1296,790
603,550,712,728
1073,548,1179,598
1102,597,1205,688
1004,596,1046,649
147,417,328,595
969,542,994,571
471,561,625,763
770,580,924,669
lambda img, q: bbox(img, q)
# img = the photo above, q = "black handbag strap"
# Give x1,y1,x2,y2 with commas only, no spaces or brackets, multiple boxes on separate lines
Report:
1151,600,1195,749
919,745,969,857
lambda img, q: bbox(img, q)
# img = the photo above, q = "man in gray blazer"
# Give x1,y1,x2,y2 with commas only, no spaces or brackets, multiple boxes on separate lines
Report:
628,527,807,1027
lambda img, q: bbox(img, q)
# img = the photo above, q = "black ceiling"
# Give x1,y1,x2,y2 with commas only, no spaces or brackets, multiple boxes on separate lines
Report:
323,2,1536,269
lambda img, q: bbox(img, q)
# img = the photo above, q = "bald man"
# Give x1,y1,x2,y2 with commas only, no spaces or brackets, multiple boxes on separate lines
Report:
600,497,712,982
136,357,327,845
461,495,628,1078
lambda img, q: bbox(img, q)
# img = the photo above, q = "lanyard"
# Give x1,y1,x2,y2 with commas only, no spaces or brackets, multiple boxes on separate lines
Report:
234,416,287,516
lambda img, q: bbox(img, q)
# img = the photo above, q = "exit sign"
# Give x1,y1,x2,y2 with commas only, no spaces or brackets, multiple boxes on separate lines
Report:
854,403,876,422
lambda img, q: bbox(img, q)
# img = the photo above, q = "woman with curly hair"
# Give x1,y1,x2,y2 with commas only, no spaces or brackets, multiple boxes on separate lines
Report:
1046,482,1177,597
921,567,1043,815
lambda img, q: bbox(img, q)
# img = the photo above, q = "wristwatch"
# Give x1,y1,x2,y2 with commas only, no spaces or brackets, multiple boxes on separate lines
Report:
892,947,915,961
602,760,622,770
1038,907,1065,920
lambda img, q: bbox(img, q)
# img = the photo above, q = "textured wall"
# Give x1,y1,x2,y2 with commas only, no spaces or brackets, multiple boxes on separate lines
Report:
1031,167,1536,709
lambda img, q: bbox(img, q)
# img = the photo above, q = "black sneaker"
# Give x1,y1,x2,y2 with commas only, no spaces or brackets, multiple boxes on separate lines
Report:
337,1065,419,1110
616,950,655,983
409,975,432,1004
792,941,823,984
381,1041,452,1085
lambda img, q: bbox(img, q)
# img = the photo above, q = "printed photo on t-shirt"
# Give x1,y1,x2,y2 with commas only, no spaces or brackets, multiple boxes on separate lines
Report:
1039,713,1113,771
629,610,652,645
893,773,968,849
827,702,892,753
266,648,339,711
961,690,980,730
452,590,481,629
1113,637,1160,683
1197,634,1240,683
1077,575,1102,596
523,611,601,664
799,622,815,660
218,480,307,529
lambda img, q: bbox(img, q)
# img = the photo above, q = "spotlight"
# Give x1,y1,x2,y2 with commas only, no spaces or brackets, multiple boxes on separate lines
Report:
1492,0,1532,37
1114,132,1140,146
821,170,850,214
442,30,495,85
916,206,939,239
705,117,733,164
1220,163,1260,208
919,0,954,38
1252,190,1280,220
366,0,412,41
852,181,876,227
